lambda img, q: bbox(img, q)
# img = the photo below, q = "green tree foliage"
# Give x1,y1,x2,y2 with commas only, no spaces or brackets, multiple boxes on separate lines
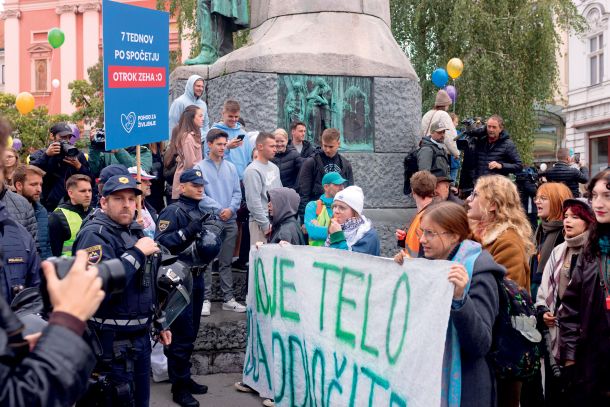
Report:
390,0,586,163
0,93,70,159
69,58,104,128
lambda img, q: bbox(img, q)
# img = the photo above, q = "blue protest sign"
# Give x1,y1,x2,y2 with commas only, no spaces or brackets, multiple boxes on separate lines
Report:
102,0,169,150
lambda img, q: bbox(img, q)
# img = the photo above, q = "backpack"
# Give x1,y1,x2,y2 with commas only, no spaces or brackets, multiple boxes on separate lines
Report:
403,150,419,195
402,145,445,195
487,277,542,380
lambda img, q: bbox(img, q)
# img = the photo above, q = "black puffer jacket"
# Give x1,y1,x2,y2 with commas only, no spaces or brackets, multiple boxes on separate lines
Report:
473,129,523,181
541,161,588,197
0,187,38,242
271,145,302,189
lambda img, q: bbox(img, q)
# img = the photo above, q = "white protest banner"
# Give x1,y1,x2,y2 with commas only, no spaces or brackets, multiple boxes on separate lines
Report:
243,245,455,407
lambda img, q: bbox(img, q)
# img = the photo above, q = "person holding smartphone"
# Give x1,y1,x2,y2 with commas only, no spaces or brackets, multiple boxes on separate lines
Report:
206,100,253,181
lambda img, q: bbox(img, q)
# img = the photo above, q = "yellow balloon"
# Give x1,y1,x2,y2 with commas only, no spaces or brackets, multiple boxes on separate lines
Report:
15,92,35,115
6,136,13,148
447,58,464,79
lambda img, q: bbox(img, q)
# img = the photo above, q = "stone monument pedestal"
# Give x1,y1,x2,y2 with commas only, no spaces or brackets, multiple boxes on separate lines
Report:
170,0,421,254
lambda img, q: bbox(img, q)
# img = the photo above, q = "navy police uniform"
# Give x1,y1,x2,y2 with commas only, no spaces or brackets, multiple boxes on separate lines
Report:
0,200,41,304
72,175,153,407
155,169,210,405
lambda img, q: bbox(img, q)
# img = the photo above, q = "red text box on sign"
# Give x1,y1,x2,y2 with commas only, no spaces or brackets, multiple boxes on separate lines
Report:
108,66,166,88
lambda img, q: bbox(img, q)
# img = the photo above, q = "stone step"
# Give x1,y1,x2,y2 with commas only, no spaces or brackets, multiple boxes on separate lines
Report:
192,302,247,375
207,268,249,302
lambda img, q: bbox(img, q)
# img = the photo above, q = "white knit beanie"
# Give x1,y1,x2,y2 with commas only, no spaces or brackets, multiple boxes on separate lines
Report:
334,186,364,215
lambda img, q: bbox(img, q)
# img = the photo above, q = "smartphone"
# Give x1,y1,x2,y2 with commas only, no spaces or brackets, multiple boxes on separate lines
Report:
236,134,245,141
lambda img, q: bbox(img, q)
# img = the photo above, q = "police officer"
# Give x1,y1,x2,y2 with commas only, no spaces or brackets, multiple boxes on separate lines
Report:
0,188,41,304
156,168,219,407
72,174,171,406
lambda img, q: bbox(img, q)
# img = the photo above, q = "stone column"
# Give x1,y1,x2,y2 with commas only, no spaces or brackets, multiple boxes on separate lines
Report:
1,9,21,95
79,2,101,78
56,4,78,114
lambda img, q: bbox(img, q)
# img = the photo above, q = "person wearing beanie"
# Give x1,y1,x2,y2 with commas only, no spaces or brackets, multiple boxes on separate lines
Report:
325,185,380,255
420,90,459,160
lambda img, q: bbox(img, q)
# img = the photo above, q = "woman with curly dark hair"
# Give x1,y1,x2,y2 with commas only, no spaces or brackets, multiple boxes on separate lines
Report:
558,169,610,405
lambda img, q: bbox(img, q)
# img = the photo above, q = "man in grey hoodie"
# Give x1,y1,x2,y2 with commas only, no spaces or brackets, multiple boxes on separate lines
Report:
168,74,210,141
243,132,282,244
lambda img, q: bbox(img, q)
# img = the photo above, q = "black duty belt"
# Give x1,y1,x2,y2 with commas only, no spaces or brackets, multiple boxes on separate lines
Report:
190,265,207,276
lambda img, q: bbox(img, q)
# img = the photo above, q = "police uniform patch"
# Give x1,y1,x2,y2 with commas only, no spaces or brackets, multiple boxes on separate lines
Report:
158,220,170,231
85,245,103,264
118,177,129,184
7,257,24,264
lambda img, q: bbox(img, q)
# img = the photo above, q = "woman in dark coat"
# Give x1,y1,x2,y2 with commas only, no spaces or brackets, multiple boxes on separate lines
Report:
271,128,301,189
559,169,610,405
395,201,503,406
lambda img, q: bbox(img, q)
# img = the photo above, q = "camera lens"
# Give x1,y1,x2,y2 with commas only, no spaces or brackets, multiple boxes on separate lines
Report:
96,259,126,295
61,141,79,157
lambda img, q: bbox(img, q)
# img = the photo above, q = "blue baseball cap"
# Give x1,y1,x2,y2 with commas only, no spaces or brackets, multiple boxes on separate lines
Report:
321,172,347,186
180,168,207,185
98,164,129,184
102,175,142,197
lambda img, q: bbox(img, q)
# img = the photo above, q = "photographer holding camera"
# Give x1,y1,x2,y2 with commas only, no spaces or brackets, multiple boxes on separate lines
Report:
30,122,94,212
88,128,154,180
72,174,171,406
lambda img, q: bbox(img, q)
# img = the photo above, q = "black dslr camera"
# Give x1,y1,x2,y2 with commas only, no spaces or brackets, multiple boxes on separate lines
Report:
90,128,106,151
40,257,126,312
58,140,79,158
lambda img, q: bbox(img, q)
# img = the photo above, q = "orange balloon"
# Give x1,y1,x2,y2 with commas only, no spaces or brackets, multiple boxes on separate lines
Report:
447,58,464,79
15,92,35,115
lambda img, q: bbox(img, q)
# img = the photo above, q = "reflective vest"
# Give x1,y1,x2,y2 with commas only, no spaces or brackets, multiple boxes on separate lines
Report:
55,208,82,256
309,199,331,246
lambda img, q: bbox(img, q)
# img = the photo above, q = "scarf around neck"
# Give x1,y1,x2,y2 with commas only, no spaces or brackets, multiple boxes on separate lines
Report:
441,239,482,407
324,216,371,249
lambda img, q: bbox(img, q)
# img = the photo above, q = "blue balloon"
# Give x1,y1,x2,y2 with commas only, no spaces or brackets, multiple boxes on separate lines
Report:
431,68,449,88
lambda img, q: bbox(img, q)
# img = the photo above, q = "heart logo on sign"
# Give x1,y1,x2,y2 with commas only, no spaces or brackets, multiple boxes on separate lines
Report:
120,112,136,133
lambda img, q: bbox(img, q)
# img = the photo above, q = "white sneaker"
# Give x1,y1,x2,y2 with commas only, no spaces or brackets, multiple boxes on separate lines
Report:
201,300,211,316
222,298,246,313
262,399,275,407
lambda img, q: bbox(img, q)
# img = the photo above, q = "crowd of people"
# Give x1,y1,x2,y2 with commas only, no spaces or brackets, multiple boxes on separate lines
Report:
0,78,608,407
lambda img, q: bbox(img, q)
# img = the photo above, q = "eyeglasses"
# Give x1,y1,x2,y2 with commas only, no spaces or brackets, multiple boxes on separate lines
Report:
416,228,452,240
534,195,549,202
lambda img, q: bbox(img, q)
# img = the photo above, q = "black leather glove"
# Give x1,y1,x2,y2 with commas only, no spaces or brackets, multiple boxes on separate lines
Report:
183,221,201,239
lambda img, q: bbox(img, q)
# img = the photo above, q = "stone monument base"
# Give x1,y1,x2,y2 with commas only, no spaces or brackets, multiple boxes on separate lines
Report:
170,68,420,208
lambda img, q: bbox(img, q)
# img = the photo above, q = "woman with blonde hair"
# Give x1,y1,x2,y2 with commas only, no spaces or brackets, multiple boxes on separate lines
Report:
467,174,535,289
271,128,301,189
466,174,535,406
164,105,204,200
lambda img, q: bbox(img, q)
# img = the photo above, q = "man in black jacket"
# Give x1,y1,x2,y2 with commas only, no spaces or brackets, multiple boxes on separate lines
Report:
540,148,588,197
297,128,354,219
289,121,316,158
470,115,522,184
30,122,94,212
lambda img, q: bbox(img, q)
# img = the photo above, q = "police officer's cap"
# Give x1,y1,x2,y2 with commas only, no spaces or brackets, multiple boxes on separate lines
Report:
102,174,143,197
98,164,129,184
50,122,74,138
180,168,207,185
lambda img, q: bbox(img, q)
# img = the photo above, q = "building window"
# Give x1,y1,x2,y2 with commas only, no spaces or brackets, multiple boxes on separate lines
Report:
34,59,48,92
590,33,604,85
